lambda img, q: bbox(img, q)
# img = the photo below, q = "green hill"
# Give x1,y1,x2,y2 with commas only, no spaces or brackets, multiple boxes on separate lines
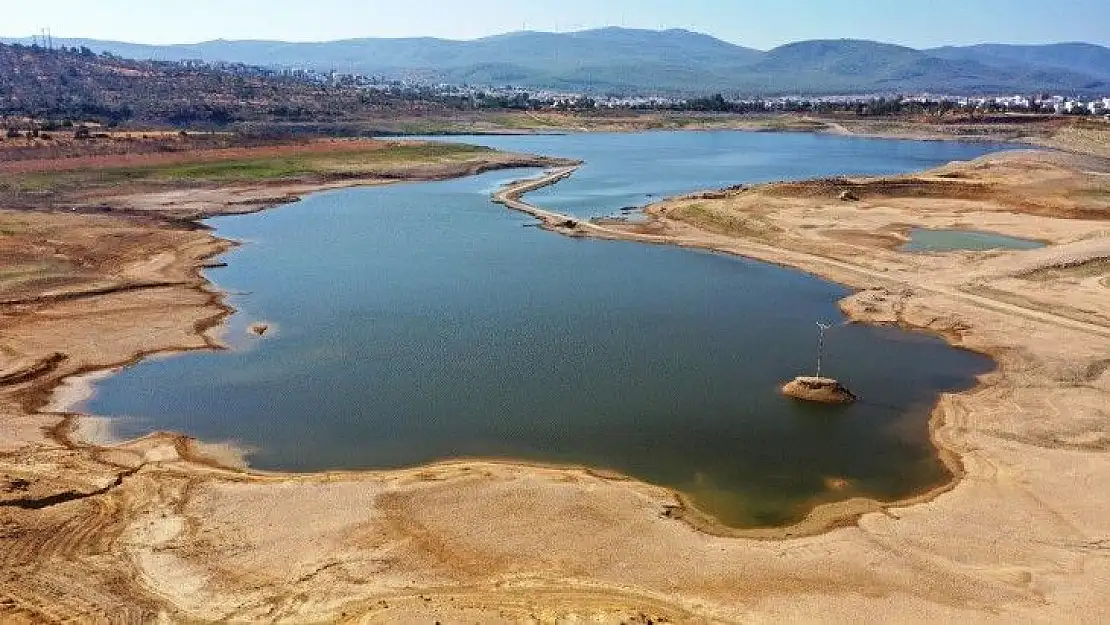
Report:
928,43,1110,82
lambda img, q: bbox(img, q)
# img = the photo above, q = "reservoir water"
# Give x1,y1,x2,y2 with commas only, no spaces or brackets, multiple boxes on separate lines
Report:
902,228,1045,252
85,131,1000,528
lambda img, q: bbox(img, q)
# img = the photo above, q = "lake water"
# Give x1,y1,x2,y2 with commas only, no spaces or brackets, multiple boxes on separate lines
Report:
426,132,1002,219
902,228,1045,252
85,131,999,528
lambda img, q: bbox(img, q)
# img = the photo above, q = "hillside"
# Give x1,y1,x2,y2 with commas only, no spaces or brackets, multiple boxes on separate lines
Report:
732,39,1107,94
12,28,765,94
928,43,1110,82
0,43,454,128
12,28,1109,95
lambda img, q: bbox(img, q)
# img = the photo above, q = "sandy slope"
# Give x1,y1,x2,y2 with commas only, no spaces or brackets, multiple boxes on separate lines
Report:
1,143,1110,622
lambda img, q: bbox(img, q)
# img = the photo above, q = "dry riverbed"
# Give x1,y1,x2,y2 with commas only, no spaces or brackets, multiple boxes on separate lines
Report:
2,133,1110,622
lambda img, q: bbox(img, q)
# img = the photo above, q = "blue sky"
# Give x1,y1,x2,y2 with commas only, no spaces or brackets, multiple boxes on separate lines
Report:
6,0,1109,48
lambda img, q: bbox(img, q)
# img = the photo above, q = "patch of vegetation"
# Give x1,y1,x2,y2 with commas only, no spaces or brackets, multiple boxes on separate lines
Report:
152,159,315,182
0,262,65,279
0,261,79,295
389,119,476,135
354,143,492,163
485,114,553,130
754,118,830,132
0,143,497,192
671,202,781,240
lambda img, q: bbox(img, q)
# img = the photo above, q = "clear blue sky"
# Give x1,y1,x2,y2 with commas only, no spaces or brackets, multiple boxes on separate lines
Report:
6,0,1109,48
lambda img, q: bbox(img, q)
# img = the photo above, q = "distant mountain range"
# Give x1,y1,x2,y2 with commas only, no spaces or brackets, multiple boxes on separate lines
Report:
7,28,1109,96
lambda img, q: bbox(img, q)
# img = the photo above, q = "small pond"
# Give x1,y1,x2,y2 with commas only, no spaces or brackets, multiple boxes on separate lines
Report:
902,228,1044,252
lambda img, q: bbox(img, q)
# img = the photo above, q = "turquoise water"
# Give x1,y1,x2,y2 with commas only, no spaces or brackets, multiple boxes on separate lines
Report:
85,132,999,528
902,228,1045,252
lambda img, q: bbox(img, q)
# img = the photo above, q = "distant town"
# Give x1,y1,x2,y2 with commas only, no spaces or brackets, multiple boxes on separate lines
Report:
3,41,1109,133
222,59,1110,118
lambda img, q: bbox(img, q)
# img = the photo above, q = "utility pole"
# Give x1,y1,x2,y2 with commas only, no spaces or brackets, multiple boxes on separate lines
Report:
782,321,856,404
815,322,832,379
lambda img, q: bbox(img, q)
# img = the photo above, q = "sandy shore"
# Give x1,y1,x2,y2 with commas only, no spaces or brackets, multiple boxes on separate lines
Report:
2,132,1110,622
431,111,1110,159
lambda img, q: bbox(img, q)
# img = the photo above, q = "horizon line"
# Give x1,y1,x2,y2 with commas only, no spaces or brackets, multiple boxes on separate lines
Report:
0,26,1104,51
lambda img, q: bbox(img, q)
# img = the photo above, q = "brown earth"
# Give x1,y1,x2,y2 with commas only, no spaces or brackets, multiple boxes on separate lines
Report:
0,138,573,221
781,377,858,404
2,126,1110,622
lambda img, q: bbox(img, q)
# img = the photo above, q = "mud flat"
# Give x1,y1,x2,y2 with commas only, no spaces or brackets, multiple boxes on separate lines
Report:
2,135,1110,622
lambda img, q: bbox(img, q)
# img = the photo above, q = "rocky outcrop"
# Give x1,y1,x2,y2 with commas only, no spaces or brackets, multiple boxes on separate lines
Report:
781,376,857,404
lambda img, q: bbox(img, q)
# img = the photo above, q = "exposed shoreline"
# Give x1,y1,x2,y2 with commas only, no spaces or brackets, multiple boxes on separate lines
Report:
491,166,987,539
489,153,1110,534
3,131,1110,621
46,162,887,537
384,113,1110,159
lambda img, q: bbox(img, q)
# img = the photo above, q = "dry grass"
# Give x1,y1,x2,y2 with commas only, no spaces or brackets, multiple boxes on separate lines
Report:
0,141,495,198
667,201,782,240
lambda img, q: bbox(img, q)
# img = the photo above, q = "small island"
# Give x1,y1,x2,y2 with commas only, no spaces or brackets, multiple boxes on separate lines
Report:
781,376,858,404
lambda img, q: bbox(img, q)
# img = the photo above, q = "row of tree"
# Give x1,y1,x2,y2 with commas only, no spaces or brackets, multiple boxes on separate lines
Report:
671,93,1093,117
